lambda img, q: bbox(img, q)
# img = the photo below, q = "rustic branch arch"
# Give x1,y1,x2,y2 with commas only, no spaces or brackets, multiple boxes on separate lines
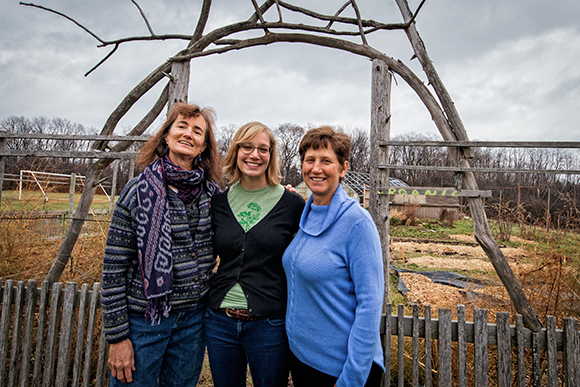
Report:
23,0,542,331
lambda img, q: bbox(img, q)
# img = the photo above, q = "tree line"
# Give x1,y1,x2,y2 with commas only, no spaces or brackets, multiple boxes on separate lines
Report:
2,115,579,229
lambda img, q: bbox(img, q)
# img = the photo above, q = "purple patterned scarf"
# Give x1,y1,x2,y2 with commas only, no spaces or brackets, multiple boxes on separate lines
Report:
135,156,216,323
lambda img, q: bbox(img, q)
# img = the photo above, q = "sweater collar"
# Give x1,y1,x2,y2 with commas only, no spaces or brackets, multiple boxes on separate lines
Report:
300,183,357,236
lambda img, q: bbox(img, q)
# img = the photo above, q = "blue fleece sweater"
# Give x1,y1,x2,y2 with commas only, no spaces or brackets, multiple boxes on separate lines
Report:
283,185,385,387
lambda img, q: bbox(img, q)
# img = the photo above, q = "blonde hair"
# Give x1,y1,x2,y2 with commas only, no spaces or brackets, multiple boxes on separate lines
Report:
222,122,281,185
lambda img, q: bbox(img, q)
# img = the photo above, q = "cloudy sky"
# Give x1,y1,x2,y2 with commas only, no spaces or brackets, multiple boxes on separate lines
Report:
1,0,579,141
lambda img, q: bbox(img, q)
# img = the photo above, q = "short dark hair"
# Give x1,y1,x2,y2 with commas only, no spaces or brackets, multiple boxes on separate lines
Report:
299,126,351,166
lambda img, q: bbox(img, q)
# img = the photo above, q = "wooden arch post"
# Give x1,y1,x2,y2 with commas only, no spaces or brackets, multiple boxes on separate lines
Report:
369,59,392,300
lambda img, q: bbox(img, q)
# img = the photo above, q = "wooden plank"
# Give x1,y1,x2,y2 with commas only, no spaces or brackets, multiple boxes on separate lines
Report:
381,304,391,387
457,305,467,387
515,315,526,387
0,132,149,142
474,308,488,387
424,306,432,387
3,149,138,160
18,279,38,387
32,281,50,387
42,282,63,387
532,332,540,387
8,281,26,387
378,140,580,149
412,305,419,387
397,304,404,387
379,164,580,175
83,283,101,387
381,186,492,198
438,308,452,386
95,327,109,387
563,317,579,387
0,279,15,386
72,283,90,387
55,283,78,387
496,312,511,387
546,316,557,387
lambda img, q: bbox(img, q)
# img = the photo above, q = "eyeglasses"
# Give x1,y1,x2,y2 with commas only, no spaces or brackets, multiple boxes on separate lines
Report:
239,144,272,156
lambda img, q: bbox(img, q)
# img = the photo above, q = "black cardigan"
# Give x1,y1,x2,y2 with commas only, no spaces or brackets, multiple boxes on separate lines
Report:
207,188,305,319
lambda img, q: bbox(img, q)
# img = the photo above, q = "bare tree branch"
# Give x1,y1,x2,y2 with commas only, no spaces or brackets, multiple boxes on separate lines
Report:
20,2,106,44
130,0,155,36
350,0,368,45
250,0,271,34
84,43,118,77
410,0,427,24
326,1,350,29
274,0,283,22
191,0,212,46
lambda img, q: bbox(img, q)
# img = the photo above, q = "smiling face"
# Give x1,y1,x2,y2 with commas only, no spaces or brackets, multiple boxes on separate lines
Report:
166,114,207,170
237,130,271,190
302,145,348,206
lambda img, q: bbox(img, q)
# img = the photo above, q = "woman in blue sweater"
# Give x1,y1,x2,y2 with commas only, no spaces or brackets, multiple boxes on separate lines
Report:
205,122,305,387
283,126,385,387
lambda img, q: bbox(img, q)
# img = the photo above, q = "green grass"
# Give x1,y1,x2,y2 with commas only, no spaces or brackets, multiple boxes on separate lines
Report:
1,190,112,212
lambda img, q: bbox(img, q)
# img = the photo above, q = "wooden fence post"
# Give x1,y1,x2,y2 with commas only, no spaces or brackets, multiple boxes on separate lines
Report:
0,133,7,207
369,58,392,303
109,160,119,214
68,172,76,219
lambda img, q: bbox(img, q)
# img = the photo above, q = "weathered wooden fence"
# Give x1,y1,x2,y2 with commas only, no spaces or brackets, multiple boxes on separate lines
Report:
0,280,578,386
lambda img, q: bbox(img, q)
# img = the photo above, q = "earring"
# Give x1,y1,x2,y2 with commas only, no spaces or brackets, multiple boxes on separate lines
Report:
198,154,202,162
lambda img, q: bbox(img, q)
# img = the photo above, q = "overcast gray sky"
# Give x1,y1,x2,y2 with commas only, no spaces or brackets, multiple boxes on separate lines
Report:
1,0,579,141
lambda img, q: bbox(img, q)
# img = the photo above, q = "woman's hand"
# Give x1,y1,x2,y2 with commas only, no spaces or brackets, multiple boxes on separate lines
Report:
284,184,297,193
108,339,136,383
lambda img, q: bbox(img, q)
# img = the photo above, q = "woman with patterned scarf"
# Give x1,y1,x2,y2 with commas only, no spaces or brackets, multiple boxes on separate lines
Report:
101,102,221,386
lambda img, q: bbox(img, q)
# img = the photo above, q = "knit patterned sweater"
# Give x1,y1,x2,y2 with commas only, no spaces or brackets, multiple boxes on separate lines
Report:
101,177,215,344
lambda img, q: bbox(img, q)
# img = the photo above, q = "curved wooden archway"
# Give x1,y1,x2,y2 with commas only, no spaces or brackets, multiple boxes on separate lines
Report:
24,0,541,331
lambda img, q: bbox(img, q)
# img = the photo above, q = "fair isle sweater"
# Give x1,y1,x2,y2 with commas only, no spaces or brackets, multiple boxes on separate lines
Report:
101,177,215,344
283,185,385,387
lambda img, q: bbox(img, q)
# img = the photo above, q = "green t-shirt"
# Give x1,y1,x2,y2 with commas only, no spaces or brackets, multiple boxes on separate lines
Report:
220,182,285,309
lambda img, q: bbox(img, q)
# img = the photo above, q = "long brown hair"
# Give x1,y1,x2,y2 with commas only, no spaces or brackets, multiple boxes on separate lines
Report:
136,102,221,182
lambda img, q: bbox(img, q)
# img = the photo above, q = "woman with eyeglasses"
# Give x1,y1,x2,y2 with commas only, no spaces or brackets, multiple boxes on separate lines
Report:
205,122,305,387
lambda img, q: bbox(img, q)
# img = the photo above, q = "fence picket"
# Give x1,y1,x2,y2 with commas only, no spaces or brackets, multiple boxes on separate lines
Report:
32,281,50,387
532,332,540,387
474,308,488,387
83,282,101,387
0,279,14,386
42,282,63,387
424,306,432,387
7,281,25,387
515,314,525,387
546,316,557,387
72,283,90,387
382,303,391,386
438,308,452,386
412,305,419,387
563,317,580,386
55,283,78,387
397,304,404,387
18,279,38,387
496,312,511,387
457,305,467,387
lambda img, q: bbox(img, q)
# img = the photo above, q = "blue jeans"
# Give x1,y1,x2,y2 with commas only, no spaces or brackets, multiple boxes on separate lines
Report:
109,305,206,387
204,308,290,387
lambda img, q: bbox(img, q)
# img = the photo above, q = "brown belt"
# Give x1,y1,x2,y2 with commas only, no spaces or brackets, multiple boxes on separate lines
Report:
221,308,263,321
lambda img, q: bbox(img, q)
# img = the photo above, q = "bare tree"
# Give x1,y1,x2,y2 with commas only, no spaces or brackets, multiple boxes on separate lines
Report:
274,123,304,186
22,0,542,330
347,128,370,173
